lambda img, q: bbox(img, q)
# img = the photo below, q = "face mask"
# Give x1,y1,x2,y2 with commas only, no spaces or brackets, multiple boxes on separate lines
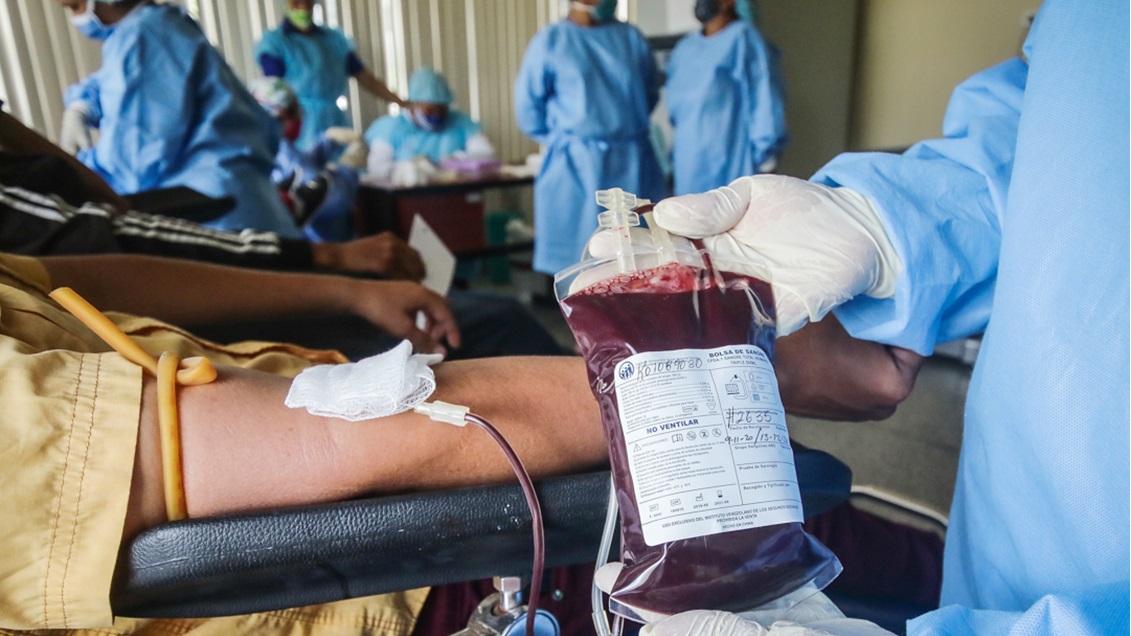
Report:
593,0,618,22
570,0,616,21
411,109,445,132
287,8,313,30
694,0,721,24
70,0,116,41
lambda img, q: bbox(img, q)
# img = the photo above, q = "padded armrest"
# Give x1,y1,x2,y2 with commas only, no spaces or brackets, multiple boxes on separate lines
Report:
113,450,850,619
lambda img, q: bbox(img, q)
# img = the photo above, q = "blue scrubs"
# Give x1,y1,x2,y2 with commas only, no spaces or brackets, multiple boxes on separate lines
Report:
515,20,670,274
364,110,482,162
666,20,787,195
815,1,1129,633
64,4,298,237
256,20,363,151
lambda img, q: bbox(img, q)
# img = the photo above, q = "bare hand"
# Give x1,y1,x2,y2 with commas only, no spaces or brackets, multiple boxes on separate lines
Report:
313,232,426,281
350,280,460,354
774,315,924,421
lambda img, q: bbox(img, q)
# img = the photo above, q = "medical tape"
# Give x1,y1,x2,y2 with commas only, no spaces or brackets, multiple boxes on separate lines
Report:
49,287,216,521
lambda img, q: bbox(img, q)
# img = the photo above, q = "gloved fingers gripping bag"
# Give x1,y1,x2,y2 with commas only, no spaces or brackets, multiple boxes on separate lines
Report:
555,190,841,620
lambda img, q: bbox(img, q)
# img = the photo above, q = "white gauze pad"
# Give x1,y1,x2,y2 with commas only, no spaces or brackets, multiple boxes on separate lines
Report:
285,340,443,421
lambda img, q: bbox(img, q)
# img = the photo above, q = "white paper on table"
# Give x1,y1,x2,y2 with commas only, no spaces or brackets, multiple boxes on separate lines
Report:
408,215,457,334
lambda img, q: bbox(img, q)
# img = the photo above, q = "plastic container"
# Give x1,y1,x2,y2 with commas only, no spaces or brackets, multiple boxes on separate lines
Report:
555,189,840,621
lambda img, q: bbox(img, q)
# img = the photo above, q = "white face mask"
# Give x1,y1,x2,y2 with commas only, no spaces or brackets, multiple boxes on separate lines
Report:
70,0,116,41
570,1,596,15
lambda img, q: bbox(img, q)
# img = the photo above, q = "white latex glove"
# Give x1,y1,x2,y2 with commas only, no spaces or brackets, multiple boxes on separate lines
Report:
390,157,437,187
652,175,902,336
464,132,496,160
366,139,395,180
59,104,95,154
643,612,895,636
337,140,368,170
596,562,894,636
642,611,768,636
324,126,361,145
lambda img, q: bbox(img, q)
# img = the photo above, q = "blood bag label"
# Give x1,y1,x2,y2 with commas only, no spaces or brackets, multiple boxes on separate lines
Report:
614,345,803,546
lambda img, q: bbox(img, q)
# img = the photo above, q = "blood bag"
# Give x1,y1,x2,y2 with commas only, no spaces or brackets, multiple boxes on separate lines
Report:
555,189,840,620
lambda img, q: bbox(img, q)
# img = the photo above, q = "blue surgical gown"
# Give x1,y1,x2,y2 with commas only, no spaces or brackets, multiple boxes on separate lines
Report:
813,1,1130,633
256,21,361,151
515,20,670,274
665,20,787,195
64,4,298,237
364,110,482,163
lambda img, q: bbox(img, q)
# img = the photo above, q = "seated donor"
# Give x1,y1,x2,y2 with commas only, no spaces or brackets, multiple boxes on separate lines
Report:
0,250,600,634
365,67,496,180
249,77,365,242
57,0,301,237
0,105,563,362
0,249,927,635
256,0,406,151
665,0,788,195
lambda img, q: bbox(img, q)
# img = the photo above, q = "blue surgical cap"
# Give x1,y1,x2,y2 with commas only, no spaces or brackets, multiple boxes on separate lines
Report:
407,67,453,105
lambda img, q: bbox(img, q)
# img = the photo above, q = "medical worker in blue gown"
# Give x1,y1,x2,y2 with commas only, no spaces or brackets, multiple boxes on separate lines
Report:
665,0,787,195
364,67,496,177
58,0,300,237
641,0,1129,634
256,0,405,152
515,0,670,275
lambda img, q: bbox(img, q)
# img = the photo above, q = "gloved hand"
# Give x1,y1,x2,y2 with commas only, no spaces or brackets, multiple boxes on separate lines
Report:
596,564,893,636
59,104,95,154
324,126,361,145
390,157,437,187
652,175,902,336
337,139,368,170
642,611,895,636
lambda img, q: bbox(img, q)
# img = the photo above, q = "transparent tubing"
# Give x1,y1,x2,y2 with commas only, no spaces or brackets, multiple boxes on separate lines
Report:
595,188,647,275
464,413,545,636
592,474,620,636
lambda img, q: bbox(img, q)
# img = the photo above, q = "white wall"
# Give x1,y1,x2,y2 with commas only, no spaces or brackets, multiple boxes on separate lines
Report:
851,0,1041,150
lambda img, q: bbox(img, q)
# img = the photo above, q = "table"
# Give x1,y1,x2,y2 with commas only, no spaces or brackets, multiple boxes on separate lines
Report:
355,171,535,256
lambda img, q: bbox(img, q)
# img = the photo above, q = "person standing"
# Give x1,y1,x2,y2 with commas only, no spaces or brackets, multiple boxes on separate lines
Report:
665,0,788,195
256,0,405,151
515,0,669,275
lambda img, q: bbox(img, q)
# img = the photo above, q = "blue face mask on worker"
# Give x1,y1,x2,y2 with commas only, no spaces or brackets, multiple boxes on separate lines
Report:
70,0,116,40
571,0,618,22
411,108,446,132
694,0,721,23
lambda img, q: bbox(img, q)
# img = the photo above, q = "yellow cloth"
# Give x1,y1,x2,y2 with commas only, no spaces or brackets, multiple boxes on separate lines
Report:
0,254,428,635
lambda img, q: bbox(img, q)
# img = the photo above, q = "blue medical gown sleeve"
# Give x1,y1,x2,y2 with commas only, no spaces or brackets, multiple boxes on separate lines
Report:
909,582,1129,636
514,31,552,144
363,115,398,147
63,75,103,122
742,37,787,164
257,52,285,77
815,58,1027,354
346,50,364,76
81,32,201,193
255,31,286,71
635,29,660,112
